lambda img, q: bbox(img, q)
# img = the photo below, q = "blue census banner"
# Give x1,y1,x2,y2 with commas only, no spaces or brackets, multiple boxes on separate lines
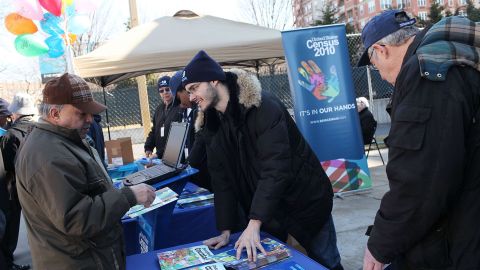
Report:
282,24,371,193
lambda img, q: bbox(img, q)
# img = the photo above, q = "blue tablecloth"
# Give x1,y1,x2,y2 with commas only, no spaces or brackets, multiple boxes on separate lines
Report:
126,232,328,270
160,183,218,248
122,167,198,255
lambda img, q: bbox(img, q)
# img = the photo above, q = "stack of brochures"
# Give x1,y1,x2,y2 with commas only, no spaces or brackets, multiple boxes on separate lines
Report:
157,238,291,270
177,187,214,209
157,245,224,270
124,187,178,218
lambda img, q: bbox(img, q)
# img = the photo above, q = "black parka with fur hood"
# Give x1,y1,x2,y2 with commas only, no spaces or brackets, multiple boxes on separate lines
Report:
197,69,333,244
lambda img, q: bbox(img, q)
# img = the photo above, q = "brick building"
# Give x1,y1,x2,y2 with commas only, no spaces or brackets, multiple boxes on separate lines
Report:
293,0,479,30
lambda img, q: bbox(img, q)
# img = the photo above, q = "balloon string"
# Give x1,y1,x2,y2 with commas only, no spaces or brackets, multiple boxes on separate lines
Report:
62,8,77,75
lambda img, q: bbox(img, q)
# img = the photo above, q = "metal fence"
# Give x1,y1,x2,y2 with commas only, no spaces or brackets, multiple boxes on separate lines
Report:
96,33,393,146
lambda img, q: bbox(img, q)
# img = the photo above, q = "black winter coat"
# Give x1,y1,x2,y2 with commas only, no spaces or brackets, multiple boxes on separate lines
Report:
144,99,182,157
0,116,33,202
197,69,333,244
359,108,377,145
87,114,105,162
368,28,480,269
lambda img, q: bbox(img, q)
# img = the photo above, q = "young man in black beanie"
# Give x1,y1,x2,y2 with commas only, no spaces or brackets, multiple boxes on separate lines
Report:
183,50,343,270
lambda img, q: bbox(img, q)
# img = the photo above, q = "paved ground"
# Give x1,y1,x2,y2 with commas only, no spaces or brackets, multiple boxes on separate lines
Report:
13,124,391,270
333,149,389,270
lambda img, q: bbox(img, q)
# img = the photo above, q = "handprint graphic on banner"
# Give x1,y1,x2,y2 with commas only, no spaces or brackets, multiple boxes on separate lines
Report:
297,60,340,102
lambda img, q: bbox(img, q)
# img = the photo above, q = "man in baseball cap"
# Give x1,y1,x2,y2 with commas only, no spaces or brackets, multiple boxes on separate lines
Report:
0,99,12,130
360,11,480,270
15,73,156,269
144,75,182,158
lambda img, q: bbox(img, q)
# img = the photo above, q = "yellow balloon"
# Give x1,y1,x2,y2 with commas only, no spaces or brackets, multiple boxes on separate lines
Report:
62,33,77,45
61,0,73,14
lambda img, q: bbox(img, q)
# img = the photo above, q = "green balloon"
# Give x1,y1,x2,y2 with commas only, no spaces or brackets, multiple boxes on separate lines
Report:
14,34,49,57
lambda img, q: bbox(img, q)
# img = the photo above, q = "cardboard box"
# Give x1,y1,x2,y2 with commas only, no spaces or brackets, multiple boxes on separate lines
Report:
105,137,134,165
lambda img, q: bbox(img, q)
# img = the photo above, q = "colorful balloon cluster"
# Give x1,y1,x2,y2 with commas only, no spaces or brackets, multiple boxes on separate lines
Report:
4,0,97,58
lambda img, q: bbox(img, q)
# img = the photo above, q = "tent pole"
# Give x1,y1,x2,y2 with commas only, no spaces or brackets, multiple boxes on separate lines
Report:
102,87,112,140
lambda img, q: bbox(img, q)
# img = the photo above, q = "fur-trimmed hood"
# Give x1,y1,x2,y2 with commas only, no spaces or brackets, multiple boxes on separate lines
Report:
194,68,262,132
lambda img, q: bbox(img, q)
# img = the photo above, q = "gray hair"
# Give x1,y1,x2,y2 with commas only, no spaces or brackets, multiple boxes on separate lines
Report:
368,26,420,55
38,103,64,119
356,97,370,108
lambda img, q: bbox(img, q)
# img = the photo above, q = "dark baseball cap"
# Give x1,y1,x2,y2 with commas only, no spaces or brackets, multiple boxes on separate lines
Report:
43,73,106,114
157,76,171,88
357,10,416,66
0,98,11,117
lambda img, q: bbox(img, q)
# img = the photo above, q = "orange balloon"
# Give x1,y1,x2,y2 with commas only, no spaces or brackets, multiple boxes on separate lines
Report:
5,13,38,35
62,33,77,45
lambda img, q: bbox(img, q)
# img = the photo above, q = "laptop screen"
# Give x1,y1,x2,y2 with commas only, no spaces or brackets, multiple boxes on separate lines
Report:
162,122,189,168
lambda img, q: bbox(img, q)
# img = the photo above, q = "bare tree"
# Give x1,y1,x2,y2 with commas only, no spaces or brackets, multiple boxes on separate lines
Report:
238,0,294,30
71,0,117,56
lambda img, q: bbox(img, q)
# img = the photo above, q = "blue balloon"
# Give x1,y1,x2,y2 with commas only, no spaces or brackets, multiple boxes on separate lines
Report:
45,35,65,58
65,4,76,17
68,15,90,35
41,12,64,36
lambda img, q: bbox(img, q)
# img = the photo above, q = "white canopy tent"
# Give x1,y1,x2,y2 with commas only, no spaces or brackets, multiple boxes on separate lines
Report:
74,11,285,86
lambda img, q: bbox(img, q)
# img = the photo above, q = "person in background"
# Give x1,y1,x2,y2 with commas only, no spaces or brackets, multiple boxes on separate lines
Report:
183,50,342,270
0,99,12,131
144,76,182,158
87,114,107,168
169,69,212,191
15,73,156,270
0,206,6,270
356,97,377,145
358,11,480,269
0,93,37,270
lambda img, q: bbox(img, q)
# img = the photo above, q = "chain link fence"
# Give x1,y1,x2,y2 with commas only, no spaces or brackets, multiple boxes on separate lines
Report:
96,33,393,149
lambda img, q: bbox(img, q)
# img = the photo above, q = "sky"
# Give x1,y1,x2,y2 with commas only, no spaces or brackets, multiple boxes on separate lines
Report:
0,0,247,81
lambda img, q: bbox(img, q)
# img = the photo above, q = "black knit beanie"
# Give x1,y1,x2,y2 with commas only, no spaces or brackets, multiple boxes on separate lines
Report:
182,50,226,86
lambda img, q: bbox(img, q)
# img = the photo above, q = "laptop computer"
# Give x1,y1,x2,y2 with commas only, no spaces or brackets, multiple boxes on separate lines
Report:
123,122,189,186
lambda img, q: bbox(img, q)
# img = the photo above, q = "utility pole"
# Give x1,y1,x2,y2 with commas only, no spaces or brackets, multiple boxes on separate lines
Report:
129,0,151,139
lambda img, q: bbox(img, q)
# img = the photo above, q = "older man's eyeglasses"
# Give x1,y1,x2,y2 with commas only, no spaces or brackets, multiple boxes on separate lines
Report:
368,44,385,71
159,88,171,93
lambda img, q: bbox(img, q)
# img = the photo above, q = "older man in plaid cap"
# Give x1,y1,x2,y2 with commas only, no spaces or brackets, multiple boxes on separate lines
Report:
358,11,480,270
15,73,156,270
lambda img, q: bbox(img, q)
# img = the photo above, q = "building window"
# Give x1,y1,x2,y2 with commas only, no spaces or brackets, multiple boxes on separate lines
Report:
418,11,427,20
459,0,467,4
368,0,375,12
448,0,453,5
436,0,443,4
360,19,366,28
381,0,392,9
398,0,411,7
418,0,426,6
359,4,364,15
